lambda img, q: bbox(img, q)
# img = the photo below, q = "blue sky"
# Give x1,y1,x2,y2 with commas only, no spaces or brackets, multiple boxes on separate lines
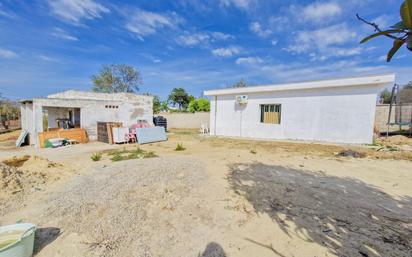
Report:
0,0,410,100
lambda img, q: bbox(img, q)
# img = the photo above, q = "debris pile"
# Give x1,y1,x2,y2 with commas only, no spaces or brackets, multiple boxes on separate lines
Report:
1,156,65,203
337,150,366,158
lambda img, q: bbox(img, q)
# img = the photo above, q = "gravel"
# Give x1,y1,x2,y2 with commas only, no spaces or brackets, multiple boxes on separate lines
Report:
36,156,214,257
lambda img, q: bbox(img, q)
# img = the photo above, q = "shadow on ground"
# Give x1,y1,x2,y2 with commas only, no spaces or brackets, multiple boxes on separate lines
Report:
227,162,412,257
198,242,226,257
34,227,61,255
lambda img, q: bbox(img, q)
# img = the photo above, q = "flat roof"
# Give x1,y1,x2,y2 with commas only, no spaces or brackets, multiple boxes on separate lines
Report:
204,74,395,96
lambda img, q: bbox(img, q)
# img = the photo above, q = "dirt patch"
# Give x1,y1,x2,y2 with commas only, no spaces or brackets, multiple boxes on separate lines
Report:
0,155,70,212
378,135,412,146
0,129,20,142
0,130,20,150
1,130,412,257
204,135,412,161
2,155,30,167
228,162,412,257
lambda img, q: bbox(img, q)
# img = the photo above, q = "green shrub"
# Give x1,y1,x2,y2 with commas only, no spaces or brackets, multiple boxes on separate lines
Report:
91,152,102,161
108,146,157,161
188,98,210,113
175,143,186,151
144,151,157,158
110,153,124,162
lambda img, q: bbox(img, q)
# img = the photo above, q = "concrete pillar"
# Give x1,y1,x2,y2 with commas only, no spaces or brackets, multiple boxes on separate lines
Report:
32,103,43,147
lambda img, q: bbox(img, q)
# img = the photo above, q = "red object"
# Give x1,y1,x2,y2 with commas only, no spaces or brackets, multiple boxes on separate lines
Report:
125,128,137,143
131,121,150,129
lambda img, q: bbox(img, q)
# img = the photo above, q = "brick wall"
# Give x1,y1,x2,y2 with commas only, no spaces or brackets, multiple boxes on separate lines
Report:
0,119,20,131
375,104,412,133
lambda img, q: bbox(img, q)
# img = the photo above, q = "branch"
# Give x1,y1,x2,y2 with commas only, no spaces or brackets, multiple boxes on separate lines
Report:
356,14,400,40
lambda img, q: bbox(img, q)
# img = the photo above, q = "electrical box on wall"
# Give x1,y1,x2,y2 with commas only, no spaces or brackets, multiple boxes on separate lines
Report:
236,95,248,105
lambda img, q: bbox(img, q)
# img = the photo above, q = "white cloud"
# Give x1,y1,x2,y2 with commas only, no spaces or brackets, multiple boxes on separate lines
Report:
176,33,210,47
176,31,233,47
249,21,272,38
259,60,361,81
212,46,241,57
0,9,14,19
236,56,263,65
286,23,358,60
125,9,180,39
0,48,17,58
210,32,234,41
372,15,393,29
48,0,110,24
38,55,59,62
271,39,278,46
220,0,254,9
51,28,78,41
302,2,341,23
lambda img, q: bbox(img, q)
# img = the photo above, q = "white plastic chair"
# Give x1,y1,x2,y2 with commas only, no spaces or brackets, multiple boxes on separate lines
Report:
200,123,209,134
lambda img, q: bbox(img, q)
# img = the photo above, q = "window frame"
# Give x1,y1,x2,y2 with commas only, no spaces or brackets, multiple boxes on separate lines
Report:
260,104,282,124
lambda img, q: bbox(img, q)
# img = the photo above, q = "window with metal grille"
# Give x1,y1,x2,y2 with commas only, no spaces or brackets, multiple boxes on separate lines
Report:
260,104,281,124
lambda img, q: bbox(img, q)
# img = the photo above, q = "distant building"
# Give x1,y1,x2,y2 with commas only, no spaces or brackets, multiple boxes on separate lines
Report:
204,74,395,144
20,90,153,146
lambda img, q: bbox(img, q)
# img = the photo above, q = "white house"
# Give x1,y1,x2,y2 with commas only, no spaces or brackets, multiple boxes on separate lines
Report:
204,74,395,144
20,90,153,146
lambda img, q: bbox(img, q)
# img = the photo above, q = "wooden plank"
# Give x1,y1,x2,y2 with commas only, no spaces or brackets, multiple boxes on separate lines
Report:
38,128,88,148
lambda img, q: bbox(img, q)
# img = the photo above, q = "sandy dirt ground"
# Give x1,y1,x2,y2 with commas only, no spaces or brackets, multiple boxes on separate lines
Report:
0,129,411,257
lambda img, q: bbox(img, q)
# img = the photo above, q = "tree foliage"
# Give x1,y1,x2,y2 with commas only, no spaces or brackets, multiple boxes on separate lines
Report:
152,95,161,114
168,88,190,110
188,98,210,113
357,0,412,62
91,64,142,93
231,78,248,88
0,97,20,129
160,100,169,112
380,89,392,104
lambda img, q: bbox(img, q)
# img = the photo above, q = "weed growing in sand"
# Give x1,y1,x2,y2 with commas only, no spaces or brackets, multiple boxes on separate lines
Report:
175,143,186,151
91,152,102,161
109,147,157,162
111,153,124,162
250,149,257,154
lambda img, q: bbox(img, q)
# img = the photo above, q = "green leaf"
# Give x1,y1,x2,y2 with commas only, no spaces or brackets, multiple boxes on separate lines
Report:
401,0,412,29
360,29,404,44
390,21,408,30
387,40,405,62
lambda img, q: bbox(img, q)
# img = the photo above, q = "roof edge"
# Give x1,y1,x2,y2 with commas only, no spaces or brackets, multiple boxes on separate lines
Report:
204,74,395,96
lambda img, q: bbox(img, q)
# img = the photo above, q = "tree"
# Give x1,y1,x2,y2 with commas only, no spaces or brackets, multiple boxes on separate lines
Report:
152,95,161,114
188,100,198,113
404,81,412,89
231,78,248,88
0,98,20,130
168,88,190,110
197,98,210,112
91,64,142,93
380,89,392,104
188,98,210,113
357,0,412,62
160,100,169,112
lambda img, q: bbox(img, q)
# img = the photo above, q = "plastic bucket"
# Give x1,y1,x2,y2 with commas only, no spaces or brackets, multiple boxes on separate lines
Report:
0,223,36,257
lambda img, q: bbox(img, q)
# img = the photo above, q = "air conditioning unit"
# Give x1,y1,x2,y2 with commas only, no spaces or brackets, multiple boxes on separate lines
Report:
236,95,248,105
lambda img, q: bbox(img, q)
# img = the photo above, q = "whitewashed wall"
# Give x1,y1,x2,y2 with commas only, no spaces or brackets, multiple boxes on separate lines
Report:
210,85,382,144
